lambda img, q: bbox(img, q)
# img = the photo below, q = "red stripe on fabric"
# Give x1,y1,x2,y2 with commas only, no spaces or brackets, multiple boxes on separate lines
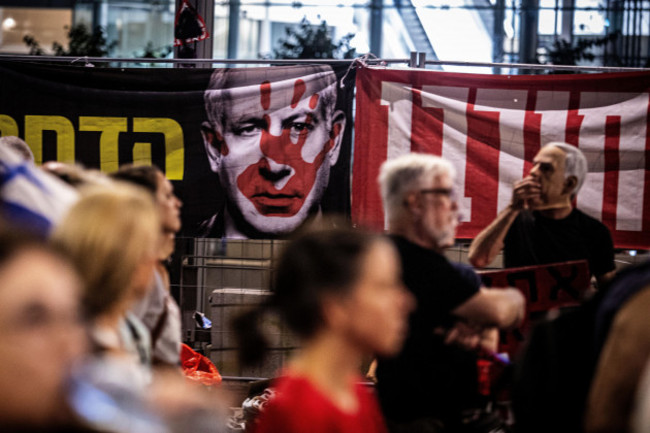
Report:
631,90,650,248
645,94,650,236
410,87,424,153
602,118,620,229
524,90,542,175
566,92,583,145
465,88,500,231
351,67,389,231
411,87,443,155
352,68,650,247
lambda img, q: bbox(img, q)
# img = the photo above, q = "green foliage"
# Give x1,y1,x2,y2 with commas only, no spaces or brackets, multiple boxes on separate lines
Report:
23,24,116,57
23,35,45,56
539,32,620,69
135,41,173,59
273,18,357,60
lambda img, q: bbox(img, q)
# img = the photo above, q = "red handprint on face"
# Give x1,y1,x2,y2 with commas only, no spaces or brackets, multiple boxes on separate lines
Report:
236,78,341,217
260,80,272,110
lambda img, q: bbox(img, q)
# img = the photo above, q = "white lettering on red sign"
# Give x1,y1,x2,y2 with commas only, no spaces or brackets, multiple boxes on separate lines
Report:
379,84,648,233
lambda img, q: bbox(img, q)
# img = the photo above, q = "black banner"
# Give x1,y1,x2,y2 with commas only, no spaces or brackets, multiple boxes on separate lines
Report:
0,61,355,238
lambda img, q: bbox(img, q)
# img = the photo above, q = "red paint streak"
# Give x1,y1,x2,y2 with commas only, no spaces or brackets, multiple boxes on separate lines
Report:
260,81,271,111
644,95,650,237
351,67,388,231
465,87,500,230
236,114,340,217
291,79,306,108
411,87,443,155
602,117,620,228
410,88,424,153
565,92,584,146
523,90,542,176
214,130,228,156
309,94,319,109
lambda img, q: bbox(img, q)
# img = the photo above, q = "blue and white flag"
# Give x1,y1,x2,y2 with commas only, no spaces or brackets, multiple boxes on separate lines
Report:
0,146,78,236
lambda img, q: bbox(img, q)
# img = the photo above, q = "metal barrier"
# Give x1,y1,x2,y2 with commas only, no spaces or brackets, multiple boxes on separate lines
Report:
179,238,292,378
1,52,649,73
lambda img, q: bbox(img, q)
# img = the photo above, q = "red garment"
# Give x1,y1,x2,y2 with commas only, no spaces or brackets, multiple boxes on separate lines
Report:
251,374,389,433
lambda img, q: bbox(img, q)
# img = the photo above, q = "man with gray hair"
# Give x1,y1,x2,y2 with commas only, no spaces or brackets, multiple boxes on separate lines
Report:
469,142,615,286
376,153,524,432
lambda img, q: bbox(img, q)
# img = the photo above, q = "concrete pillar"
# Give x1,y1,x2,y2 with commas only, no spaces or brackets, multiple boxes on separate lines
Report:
493,0,506,67
561,0,574,44
519,0,539,63
227,0,240,59
370,0,383,56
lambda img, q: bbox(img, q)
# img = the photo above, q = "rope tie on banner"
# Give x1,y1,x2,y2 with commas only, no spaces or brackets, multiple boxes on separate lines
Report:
71,56,95,67
340,53,385,88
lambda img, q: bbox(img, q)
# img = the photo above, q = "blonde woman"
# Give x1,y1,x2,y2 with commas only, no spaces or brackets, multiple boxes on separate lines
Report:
110,164,183,366
53,183,160,375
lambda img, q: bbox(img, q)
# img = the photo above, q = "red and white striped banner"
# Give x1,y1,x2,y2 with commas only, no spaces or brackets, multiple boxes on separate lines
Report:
352,66,650,249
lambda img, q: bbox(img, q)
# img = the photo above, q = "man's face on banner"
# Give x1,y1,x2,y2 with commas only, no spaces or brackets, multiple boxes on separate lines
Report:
202,70,346,237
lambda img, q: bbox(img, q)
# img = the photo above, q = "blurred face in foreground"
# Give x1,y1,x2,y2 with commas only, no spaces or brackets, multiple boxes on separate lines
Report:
418,172,459,251
155,171,182,234
332,239,414,357
0,248,85,428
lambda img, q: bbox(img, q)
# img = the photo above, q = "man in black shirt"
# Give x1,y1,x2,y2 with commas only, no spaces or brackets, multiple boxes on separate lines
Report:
469,142,616,288
376,153,525,432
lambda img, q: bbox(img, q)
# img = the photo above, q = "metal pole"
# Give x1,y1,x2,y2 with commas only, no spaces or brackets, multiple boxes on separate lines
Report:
418,52,427,68
2,54,649,72
625,0,631,64
519,0,539,64
197,0,215,61
227,0,240,59
553,0,559,40
561,0,574,44
493,0,506,73
370,0,383,56
604,0,611,63
634,0,643,66
631,0,638,65
92,0,104,30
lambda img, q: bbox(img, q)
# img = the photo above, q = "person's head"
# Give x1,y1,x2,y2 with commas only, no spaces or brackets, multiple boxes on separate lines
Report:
42,161,110,189
0,228,85,428
110,164,183,234
529,142,588,209
52,184,160,320
0,136,34,162
379,153,458,250
201,65,346,238
236,225,413,365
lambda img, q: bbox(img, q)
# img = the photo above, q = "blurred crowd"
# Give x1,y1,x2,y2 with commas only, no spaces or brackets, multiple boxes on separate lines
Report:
2,135,650,433
0,136,230,433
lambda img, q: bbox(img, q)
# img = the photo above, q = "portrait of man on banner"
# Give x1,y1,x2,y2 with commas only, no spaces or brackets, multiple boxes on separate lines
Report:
198,64,350,239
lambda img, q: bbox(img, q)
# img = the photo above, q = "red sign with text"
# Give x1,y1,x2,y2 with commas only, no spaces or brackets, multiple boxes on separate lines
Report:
353,66,650,248
479,260,591,358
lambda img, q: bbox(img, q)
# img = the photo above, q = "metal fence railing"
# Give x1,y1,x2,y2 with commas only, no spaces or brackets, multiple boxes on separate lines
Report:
1,52,649,73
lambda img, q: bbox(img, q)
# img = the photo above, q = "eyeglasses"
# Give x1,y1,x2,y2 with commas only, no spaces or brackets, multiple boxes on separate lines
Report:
419,188,457,201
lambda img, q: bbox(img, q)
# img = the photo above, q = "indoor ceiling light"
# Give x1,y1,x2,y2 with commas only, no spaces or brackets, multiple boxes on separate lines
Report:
2,17,16,31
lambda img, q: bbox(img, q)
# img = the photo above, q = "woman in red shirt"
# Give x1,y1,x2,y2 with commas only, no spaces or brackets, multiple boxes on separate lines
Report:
235,226,414,433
